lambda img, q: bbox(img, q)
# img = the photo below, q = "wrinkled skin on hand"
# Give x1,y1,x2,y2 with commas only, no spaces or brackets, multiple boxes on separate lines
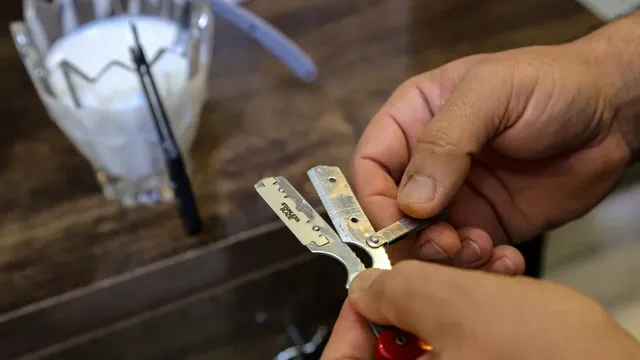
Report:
352,41,631,272
321,262,640,360
322,11,640,360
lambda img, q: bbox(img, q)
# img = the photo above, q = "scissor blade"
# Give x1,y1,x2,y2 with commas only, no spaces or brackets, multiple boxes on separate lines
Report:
307,166,391,270
254,176,365,286
366,210,447,249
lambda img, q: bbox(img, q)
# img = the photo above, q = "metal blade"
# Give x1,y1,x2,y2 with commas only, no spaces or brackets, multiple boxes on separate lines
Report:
254,176,365,286
366,211,447,248
307,165,391,270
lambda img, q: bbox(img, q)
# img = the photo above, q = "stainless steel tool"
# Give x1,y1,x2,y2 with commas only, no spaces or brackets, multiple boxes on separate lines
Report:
254,165,446,359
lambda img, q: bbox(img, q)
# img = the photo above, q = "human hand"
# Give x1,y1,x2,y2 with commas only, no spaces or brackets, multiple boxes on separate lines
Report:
352,17,640,271
321,261,640,360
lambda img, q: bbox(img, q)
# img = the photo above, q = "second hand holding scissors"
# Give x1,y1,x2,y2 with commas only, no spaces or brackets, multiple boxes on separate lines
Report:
255,166,446,359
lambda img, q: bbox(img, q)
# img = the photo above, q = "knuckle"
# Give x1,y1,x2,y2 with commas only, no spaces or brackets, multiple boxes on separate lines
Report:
388,75,423,99
416,128,463,155
394,73,437,102
404,73,430,88
469,60,514,79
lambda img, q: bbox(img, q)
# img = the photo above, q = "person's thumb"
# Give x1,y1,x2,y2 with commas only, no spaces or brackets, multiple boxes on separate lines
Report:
347,260,476,353
397,66,515,218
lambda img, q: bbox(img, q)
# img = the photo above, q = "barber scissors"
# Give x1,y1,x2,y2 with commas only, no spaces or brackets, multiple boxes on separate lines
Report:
255,166,446,359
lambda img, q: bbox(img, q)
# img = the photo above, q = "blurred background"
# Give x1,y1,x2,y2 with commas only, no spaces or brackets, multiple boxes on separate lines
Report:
545,164,640,339
547,0,640,328
544,2,640,340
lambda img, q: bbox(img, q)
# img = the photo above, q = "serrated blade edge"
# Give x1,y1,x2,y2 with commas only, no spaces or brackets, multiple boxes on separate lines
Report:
254,176,366,286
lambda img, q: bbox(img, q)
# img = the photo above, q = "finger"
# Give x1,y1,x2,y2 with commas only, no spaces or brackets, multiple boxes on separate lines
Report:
480,244,526,275
353,78,438,230
352,158,414,264
352,156,404,230
397,64,519,219
321,300,375,360
353,55,488,229
352,79,443,264
347,262,474,351
451,227,494,268
445,182,511,245
413,221,462,261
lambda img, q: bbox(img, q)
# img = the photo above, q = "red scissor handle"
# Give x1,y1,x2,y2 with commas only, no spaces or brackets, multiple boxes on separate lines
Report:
374,327,432,360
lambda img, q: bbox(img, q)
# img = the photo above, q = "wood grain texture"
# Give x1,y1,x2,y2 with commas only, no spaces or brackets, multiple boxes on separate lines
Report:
0,0,602,357
41,254,347,360
0,222,313,359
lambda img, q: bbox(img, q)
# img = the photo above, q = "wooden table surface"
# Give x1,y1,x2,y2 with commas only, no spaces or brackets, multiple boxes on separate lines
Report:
0,0,602,358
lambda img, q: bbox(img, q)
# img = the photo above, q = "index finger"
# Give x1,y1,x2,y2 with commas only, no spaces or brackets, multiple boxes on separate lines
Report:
352,55,487,230
353,78,434,227
320,300,375,360
352,77,440,262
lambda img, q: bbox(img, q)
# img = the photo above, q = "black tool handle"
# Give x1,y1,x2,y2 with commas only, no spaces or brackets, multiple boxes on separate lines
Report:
129,23,202,236
166,155,202,235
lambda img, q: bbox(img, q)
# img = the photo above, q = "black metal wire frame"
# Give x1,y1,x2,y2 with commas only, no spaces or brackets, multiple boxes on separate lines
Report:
58,46,184,108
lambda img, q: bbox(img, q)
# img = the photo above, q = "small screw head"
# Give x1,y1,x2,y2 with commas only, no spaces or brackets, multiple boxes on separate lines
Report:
369,236,380,244
312,225,320,231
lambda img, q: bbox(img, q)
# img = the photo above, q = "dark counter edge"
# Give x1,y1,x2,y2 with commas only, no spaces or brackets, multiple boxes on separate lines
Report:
0,212,321,360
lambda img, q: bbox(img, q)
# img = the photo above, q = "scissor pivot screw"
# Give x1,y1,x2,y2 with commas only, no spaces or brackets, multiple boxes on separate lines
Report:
366,235,385,248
